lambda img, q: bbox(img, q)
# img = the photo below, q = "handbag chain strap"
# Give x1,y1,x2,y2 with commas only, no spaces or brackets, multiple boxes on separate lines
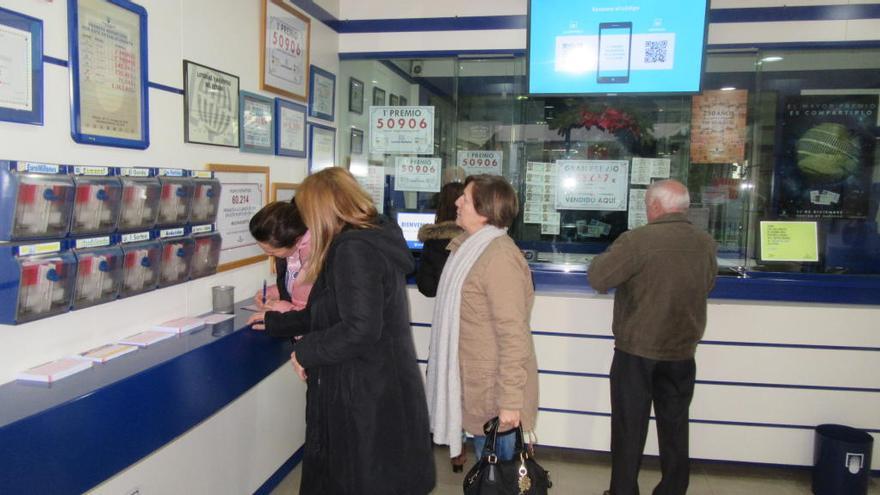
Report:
517,451,532,494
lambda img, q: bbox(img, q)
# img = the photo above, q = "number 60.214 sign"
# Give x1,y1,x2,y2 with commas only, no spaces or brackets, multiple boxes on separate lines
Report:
369,106,434,154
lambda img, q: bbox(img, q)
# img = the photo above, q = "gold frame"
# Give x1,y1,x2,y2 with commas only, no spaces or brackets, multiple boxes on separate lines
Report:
207,163,271,272
260,0,311,102
271,182,299,202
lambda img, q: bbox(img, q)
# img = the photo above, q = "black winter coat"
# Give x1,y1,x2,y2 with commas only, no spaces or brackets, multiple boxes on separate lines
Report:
415,220,463,297
264,218,436,495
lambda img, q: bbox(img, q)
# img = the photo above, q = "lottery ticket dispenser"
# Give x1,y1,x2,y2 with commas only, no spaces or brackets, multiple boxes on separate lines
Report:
118,167,160,232
189,224,222,279
190,171,222,225
0,241,76,324
157,227,194,287
0,161,75,241
71,236,123,310
118,231,161,298
70,167,123,236
156,170,193,227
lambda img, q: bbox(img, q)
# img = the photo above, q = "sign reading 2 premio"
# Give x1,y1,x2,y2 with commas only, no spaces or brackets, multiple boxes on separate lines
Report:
528,0,709,95
370,106,434,154
555,160,629,210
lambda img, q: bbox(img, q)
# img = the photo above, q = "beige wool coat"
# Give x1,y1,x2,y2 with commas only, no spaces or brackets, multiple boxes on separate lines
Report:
447,232,540,436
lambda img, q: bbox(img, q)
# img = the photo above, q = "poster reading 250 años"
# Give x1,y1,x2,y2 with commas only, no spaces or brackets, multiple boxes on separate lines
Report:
261,0,310,102
774,95,877,219
690,89,749,164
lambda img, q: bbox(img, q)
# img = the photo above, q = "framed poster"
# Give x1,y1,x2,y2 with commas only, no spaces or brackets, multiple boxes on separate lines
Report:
349,77,364,114
399,95,407,106
309,123,336,173
68,0,148,148
690,89,748,163
261,0,310,101
271,182,298,202
239,91,274,154
372,87,385,106
0,7,43,125
389,94,399,106
184,60,239,147
309,65,335,121
275,97,307,157
350,128,364,155
208,164,270,272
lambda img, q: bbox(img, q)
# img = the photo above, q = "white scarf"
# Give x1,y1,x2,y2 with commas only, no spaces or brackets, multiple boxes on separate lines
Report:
426,224,507,457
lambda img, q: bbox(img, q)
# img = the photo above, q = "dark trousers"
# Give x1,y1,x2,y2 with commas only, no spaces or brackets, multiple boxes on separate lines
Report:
609,349,696,495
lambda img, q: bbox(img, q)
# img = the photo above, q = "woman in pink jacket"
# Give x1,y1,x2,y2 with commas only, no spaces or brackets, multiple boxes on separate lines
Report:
249,201,313,312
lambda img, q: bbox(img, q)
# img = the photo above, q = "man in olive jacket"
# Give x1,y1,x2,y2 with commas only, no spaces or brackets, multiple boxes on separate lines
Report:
588,180,717,495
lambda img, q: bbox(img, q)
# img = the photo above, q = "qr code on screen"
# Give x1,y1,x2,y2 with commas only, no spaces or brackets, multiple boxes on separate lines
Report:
643,40,668,64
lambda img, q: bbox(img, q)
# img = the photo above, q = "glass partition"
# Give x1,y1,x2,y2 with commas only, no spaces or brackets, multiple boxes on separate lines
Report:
338,48,880,276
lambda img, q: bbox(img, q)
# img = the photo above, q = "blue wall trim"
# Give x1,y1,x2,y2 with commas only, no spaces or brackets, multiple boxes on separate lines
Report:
253,444,305,495
340,49,526,60
148,81,184,95
43,55,68,67
328,4,880,35
0,309,294,494
538,407,879,434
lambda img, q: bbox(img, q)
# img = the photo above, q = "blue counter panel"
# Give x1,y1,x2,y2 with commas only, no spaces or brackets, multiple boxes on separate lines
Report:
0,306,293,495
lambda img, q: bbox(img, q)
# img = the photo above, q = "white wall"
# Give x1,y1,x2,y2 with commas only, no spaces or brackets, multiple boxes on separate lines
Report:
0,0,337,490
0,0,338,384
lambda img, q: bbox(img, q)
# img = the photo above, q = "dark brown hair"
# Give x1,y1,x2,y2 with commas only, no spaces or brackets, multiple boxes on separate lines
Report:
434,182,465,223
248,201,307,248
464,174,518,228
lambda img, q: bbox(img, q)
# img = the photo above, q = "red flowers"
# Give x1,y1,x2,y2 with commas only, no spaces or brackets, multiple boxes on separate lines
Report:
579,105,641,138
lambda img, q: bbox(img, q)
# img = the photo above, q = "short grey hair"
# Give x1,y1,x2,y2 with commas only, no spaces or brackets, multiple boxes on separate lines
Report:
646,180,690,213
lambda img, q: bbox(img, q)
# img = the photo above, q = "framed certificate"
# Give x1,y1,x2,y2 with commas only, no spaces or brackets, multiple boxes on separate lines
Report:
261,0,310,102
184,60,239,147
349,77,364,114
68,0,148,148
373,87,385,106
389,94,399,106
0,7,43,125
350,128,364,155
271,182,298,202
275,97,307,157
309,65,335,122
309,123,336,173
399,95,408,106
239,91,274,154
207,164,270,272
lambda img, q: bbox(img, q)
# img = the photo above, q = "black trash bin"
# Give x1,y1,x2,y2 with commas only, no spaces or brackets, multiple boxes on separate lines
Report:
812,424,873,495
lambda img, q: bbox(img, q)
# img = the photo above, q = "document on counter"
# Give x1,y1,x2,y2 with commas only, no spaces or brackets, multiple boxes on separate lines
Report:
240,304,261,312
202,313,235,325
152,317,206,334
16,358,93,383
119,330,176,347
76,343,139,363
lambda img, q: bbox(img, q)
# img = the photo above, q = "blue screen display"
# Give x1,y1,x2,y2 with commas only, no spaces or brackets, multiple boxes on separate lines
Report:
528,0,708,95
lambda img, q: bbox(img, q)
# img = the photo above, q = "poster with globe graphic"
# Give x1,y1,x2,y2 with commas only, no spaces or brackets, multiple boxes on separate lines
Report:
774,95,877,218
184,61,240,147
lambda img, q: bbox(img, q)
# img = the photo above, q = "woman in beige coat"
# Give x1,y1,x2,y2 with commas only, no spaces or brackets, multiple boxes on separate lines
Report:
426,174,539,463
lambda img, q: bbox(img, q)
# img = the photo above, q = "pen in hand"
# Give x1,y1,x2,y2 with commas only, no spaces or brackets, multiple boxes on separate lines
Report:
262,280,267,306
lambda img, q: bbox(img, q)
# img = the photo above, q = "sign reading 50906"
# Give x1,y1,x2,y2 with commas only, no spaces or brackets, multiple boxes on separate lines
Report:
370,106,434,154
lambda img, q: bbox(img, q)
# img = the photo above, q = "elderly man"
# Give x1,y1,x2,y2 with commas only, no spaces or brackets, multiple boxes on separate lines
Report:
589,179,717,495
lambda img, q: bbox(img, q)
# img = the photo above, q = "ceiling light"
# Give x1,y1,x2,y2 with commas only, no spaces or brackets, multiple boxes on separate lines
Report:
761,56,783,62
720,86,736,91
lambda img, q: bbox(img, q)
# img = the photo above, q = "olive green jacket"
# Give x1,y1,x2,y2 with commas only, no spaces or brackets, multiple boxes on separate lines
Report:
588,213,718,361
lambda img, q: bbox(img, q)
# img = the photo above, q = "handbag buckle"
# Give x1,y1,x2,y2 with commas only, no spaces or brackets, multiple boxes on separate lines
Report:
486,453,498,464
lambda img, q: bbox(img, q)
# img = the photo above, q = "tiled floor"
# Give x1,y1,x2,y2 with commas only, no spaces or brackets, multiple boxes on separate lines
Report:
270,444,879,494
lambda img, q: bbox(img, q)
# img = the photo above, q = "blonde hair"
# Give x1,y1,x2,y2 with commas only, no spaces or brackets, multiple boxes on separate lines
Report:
295,168,378,283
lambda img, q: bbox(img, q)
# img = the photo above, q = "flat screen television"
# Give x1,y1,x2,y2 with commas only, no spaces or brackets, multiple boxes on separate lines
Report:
395,211,436,251
528,0,709,95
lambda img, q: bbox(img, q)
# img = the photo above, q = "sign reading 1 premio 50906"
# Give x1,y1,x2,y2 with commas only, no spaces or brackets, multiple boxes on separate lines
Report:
370,106,434,154
528,0,708,95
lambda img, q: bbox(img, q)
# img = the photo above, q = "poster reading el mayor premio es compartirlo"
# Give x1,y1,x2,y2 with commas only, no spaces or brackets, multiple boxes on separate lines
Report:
774,95,877,219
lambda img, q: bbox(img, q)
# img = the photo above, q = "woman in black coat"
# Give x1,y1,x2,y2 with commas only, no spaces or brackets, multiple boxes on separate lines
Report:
248,168,436,495
416,181,464,298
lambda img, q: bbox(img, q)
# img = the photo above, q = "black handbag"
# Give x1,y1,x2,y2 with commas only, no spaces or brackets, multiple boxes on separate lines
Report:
462,417,552,495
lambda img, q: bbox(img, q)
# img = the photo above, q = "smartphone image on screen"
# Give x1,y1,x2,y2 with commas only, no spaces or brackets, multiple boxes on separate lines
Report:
597,22,632,84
